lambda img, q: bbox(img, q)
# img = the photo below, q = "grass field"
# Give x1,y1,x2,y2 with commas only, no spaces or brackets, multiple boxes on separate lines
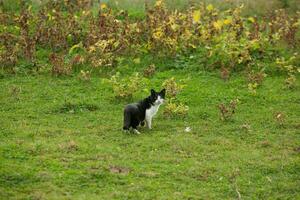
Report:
1,69,299,199
1,0,300,199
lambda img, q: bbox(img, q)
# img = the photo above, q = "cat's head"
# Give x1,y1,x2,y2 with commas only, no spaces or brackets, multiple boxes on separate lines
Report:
150,88,166,105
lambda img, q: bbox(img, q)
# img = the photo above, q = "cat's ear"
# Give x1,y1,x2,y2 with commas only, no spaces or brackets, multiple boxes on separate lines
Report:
151,89,156,96
160,88,166,97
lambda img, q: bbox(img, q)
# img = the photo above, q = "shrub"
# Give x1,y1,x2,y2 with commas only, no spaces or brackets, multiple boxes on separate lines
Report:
162,77,184,98
0,0,299,76
163,99,189,118
87,39,119,68
106,72,145,99
0,33,20,72
49,53,71,76
162,77,188,118
218,99,238,121
143,64,156,77
78,70,91,82
247,70,267,95
275,54,299,88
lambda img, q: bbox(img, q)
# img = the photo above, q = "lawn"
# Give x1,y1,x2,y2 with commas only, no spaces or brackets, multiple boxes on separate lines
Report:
0,70,299,199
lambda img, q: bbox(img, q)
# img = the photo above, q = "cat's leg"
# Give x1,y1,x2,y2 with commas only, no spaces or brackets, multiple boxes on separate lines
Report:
123,125,130,134
133,128,141,134
132,119,141,134
123,110,131,131
145,117,152,129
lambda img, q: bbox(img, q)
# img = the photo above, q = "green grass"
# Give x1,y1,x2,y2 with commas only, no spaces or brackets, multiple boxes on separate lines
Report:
0,69,299,199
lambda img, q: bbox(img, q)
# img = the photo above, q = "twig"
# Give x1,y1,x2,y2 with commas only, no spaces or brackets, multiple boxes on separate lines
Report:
235,182,242,200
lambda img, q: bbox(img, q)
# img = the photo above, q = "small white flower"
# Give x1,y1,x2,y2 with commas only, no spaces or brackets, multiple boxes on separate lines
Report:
185,127,191,132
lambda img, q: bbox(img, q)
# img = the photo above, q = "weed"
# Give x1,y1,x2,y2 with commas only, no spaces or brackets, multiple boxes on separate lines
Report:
163,98,189,118
109,166,130,175
162,77,184,98
220,66,230,81
218,99,238,121
49,53,71,76
78,70,91,82
59,140,78,152
106,72,145,99
247,71,266,85
56,102,99,114
9,85,21,100
143,64,156,77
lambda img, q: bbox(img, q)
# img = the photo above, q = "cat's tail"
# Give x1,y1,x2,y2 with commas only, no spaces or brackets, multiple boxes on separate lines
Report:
123,109,131,130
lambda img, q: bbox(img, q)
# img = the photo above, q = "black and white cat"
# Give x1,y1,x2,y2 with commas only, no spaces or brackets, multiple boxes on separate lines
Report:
123,89,166,134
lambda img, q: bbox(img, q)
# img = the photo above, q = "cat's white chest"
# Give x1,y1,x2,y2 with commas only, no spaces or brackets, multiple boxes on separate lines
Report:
146,104,160,119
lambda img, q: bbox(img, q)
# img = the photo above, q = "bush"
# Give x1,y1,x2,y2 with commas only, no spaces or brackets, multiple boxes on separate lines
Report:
163,99,189,118
0,0,299,76
49,53,71,76
275,53,299,88
106,72,145,99
162,77,184,98
218,99,238,121
162,77,188,118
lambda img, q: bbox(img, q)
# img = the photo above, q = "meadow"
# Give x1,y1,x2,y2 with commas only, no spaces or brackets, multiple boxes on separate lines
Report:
0,0,300,199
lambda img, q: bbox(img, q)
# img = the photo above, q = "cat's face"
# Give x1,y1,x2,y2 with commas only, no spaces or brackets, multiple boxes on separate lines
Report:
150,89,166,105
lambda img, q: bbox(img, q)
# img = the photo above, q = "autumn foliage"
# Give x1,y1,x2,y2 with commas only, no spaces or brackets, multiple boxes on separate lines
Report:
0,0,299,82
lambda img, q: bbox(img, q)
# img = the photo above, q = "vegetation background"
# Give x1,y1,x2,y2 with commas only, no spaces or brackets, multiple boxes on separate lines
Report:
0,0,299,199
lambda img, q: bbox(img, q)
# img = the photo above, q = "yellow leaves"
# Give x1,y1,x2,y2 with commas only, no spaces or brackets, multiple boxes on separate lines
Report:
248,83,258,95
248,17,255,23
69,42,83,55
189,43,196,49
223,17,232,25
162,77,184,98
47,13,54,20
129,23,141,33
155,0,163,7
193,10,201,23
213,20,223,30
94,40,108,51
249,39,260,50
165,37,177,48
152,28,164,40
100,3,107,10
275,54,298,77
292,19,300,27
82,10,90,16
171,23,179,31
88,45,95,53
146,41,152,50
163,101,189,118
133,58,141,64
87,39,119,68
182,29,192,40
206,4,214,12
107,72,144,99
168,15,179,31
113,40,120,49
78,70,91,81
